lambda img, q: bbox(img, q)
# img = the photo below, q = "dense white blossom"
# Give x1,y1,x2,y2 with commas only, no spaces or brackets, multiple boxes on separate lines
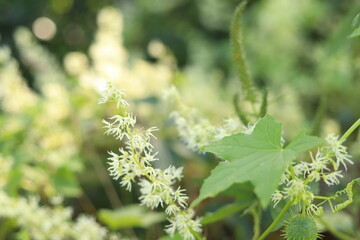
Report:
165,86,249,152
0,192,110,240
99,84,202,240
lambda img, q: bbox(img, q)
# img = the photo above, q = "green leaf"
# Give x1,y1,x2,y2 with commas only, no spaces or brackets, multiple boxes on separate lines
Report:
201,199,252,225
98,205,165,230
4,167,22,196
51,167,82,197
349,12,360,38
285,131,324,155
157,233,183,240
221,182,255,200
349,27,360,37
192,115,322,208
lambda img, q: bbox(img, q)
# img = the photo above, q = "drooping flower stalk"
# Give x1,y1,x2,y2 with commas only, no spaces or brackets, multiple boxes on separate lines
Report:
99,83,202,240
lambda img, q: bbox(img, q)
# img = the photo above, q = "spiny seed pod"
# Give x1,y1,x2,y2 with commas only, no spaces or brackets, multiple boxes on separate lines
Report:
283,215,320,240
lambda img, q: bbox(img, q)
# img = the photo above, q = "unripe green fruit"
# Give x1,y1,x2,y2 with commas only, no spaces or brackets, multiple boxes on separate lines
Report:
284,215,318,240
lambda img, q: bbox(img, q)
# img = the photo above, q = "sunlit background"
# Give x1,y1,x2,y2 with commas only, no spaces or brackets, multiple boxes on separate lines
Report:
0,0,360,239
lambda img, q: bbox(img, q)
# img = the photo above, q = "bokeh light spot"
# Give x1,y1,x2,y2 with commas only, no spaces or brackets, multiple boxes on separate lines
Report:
32,17,57,41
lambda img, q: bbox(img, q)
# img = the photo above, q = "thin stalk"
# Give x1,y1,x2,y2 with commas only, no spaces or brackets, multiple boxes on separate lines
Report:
311,95,327,136
78,188,98,214
288,165,296,180
259,89,268,118
230,1,257,103
318,217,355,240
340,118,360,143
233,93,249,125
251,205,261,240
191,229,203,240
314,196,330,200
257,200,293,240
91,153,122,208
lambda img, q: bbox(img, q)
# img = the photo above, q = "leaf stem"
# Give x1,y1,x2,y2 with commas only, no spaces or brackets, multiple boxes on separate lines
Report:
340,118,360,143
257,200,293,240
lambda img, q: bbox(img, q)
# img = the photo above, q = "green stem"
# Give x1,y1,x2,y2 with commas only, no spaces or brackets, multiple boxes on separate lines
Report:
259,89,268,118
314,196,330,200
288,165,296,180
318,217,355,240
311,94,327,136
233,93,249,125
340,118,360,143
257,201,293,240
230,1,257,103
92,153,123,208
251,205,261,240
191,229,203,240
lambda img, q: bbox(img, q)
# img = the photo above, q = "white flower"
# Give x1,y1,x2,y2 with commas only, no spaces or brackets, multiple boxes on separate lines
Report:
98,82,128,108
142,150,159,164
242,123,256,134
0,192,109,240
325,134,353,170
322,171,343,186
165,204,180,215
74,216,107,240
173,187,189,208
307,170,321,182
279,171,290,185
223,117,240,131
146,126,159,140
284,179,309,202
306,204,319,216
120,173,136,191
293,162,310,177
165,209,202,240
139,192,163,209
128,134,151,152
271,190,283,207
107,151,122,180
309,150,329,172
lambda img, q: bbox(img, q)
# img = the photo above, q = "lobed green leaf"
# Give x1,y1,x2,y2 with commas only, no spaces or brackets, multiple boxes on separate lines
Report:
192,115,323,208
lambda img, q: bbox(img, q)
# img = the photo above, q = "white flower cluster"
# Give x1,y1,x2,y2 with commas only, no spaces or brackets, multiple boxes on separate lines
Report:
272,133,354,215
165,86,243,151
0,45,78,196
14,27,67,87
0,46,38,113
98,83,128,108
0,192,116,240
99,83,202,240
